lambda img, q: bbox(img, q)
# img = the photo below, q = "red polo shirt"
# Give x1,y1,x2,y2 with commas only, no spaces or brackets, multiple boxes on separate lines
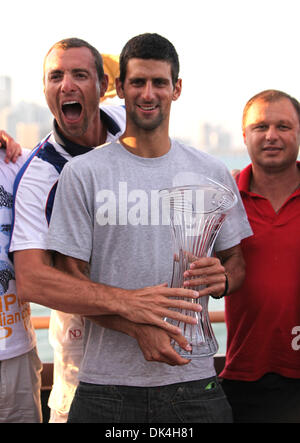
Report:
221,163,300,381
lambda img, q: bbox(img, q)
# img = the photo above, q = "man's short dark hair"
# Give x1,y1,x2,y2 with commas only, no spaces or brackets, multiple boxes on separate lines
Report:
243,89,300,129
43,37,104,83
119,33,180,87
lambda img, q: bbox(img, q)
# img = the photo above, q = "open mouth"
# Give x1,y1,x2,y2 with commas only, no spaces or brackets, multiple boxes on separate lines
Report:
61,101,82,121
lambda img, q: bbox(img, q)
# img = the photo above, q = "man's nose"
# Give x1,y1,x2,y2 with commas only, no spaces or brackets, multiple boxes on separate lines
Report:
265,125,278,141
142,81,155,101
61,74,76,93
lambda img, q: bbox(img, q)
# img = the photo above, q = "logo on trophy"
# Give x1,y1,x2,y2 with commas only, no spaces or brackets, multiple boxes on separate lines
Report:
159,177,237,358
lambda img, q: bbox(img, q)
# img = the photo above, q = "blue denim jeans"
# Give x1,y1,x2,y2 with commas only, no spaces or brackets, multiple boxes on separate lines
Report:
68,377,232,423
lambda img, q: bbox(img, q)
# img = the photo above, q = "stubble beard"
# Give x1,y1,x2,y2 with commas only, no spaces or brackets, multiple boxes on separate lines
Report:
129,108,165,131
58,111,89,139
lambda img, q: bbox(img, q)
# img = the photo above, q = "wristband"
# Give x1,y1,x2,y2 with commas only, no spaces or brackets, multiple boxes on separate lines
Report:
210,273,229,299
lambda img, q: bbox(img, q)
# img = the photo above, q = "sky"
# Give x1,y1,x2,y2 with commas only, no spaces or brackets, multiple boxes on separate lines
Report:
1,0,300,147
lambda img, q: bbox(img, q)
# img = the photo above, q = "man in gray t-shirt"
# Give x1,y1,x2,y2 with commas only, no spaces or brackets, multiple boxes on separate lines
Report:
47,33,252,423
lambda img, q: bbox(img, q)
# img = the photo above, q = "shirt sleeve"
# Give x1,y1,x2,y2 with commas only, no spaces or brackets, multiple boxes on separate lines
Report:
213,167,253,252
47,160,93,263
9,156,59,252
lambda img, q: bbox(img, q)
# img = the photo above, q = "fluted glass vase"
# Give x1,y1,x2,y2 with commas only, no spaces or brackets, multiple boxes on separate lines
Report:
159,178,237,358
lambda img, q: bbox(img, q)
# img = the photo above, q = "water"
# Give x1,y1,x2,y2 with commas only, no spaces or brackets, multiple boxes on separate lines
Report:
31,152,251,362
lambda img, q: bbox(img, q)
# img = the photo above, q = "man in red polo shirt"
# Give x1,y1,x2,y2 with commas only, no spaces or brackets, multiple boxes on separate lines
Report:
221,90,300,423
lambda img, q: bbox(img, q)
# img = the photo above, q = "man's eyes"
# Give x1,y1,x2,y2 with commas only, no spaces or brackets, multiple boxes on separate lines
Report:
253,124,291,131
74,72,88,79
252,124,269,132
49,72,63,81
153,79,169,87
131,79,144,86
48,71,88,81
130,79,169,87
278,124,291,130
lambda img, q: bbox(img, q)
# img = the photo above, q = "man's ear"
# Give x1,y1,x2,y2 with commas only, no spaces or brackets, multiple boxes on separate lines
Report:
116,78,125,99
99,74,109,98
172,78,182,102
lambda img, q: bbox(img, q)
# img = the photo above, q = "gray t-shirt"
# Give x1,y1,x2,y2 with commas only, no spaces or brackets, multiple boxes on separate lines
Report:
47,139,252,387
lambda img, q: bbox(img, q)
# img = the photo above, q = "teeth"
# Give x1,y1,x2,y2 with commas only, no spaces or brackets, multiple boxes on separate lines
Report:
63,101,79,105
140,105,156,111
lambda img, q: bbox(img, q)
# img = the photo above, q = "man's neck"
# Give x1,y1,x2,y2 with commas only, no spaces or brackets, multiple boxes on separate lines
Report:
119,127,171,158
69,118,107,148
250,162,300,212
54,111,107,150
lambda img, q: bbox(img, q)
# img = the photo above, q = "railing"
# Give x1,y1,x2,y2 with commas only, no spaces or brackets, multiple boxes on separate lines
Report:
32,316,50,329
32,311,225,330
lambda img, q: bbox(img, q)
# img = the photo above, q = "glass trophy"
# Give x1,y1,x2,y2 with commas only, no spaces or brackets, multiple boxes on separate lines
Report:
159,178,237,358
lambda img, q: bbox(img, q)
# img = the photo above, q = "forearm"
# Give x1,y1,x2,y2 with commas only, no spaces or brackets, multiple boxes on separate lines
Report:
86,315,137,339
14,249,127,316
14,249,202,335
87,315,191,366
217,245,245,294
